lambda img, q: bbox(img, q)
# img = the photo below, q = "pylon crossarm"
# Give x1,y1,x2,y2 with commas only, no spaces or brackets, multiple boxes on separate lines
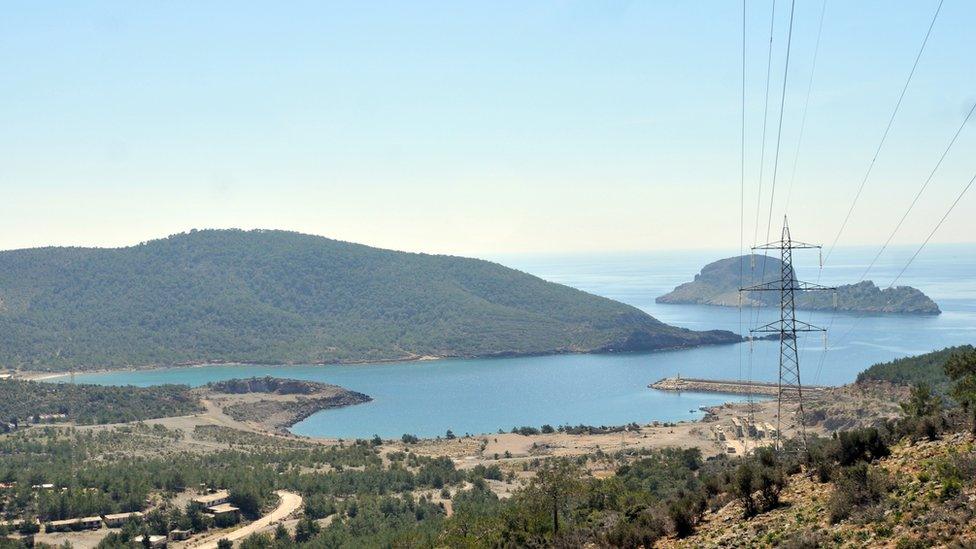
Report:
794,281,835,291
751,239,821,251
740,280,835,292
739,280,780,292
793,319,828,332
750,321,787,333
751,319,827,333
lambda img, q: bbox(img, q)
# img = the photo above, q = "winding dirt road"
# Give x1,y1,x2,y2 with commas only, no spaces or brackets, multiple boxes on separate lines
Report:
191,490,302,548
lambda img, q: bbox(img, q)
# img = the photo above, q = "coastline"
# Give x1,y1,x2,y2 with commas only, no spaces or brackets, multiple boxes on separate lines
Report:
15,354,448,382
15,340,749,383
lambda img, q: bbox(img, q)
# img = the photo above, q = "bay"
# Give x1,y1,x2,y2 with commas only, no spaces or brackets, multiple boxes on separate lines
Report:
69,244,976,439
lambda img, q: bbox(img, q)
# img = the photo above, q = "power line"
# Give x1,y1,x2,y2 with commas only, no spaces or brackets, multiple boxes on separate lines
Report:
857,100,976,282
823,0,944,263
784,0,828,215
763,0,797,244
753,0,778,247
747,0,780,383
739,0,747,386
809,0,946,382
831,169,976,349
817,103,975,377
888,171,976,289
749,0,797,336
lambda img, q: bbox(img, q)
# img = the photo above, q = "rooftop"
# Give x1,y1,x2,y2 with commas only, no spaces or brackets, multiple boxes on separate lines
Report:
207,503,239,514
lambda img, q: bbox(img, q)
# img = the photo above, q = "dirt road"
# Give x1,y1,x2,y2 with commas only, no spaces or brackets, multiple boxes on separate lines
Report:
190,490,302,548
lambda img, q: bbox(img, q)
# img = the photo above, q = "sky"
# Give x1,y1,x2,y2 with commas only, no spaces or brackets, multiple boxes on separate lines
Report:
1,1,974,256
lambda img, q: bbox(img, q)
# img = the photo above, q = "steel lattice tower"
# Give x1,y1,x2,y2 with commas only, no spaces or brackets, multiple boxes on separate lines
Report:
741,217,835,450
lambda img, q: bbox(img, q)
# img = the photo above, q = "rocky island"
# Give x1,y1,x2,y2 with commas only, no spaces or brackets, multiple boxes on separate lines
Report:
657,255,940,314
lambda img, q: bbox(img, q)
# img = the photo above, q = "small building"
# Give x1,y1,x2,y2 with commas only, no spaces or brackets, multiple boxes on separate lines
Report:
729,417,744,438
45,516,100,532
45,519,77,533
79,516,102,530
205,503,240,520
169,529,192,541
133,534,167,548
192,489,230,507
102,511,144,528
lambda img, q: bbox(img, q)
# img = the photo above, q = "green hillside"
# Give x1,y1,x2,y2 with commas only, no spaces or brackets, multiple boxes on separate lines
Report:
0,229,739,371
856,345,974,392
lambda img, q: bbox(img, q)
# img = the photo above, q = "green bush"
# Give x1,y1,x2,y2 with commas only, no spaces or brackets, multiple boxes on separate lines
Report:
828,463,890,523
833,428,890,466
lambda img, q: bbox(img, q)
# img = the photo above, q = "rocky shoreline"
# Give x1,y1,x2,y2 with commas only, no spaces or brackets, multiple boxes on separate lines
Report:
199,377,372,434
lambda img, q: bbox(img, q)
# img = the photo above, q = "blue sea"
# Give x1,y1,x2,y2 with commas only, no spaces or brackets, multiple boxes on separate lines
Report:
68,244,976,439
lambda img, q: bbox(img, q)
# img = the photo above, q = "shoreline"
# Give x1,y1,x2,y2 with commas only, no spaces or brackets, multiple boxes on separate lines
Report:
28,365,793,441
12,337,749,382
15,355,449,382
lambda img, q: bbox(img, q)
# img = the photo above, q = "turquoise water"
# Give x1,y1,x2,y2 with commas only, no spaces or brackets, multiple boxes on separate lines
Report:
68,244,976,439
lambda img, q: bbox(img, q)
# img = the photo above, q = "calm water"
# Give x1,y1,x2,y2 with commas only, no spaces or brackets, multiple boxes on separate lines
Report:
69,244,976,439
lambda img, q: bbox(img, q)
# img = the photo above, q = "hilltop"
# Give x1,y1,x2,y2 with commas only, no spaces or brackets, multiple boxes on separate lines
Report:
0,229,739,371
656,255,940,314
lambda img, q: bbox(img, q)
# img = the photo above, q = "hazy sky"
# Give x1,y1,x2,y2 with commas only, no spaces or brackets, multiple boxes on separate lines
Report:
2,1,974,256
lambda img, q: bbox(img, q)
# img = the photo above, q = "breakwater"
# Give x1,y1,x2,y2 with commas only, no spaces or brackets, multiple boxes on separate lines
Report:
650,376,825,396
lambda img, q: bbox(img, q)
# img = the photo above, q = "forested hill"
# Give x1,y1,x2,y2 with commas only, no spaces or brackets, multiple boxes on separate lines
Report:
856,345,974,393
656,255,940,314
0,229,739,371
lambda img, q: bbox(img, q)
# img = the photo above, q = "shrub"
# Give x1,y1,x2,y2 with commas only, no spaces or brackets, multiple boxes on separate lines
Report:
401,433,419,444
606,505,667,549
733,463,757,518
756,466,785,511
833,428,890,466
667,500,695,538
828,463,890,523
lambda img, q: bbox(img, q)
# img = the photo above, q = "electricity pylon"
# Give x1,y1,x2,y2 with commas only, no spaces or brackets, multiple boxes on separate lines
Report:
741,216,835,451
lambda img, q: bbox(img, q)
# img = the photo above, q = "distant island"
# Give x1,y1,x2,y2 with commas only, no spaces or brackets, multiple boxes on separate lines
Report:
657,255,940,315
0,229,740,371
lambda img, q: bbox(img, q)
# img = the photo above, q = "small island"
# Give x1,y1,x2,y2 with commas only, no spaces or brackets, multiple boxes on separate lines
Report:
657,255,940,315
